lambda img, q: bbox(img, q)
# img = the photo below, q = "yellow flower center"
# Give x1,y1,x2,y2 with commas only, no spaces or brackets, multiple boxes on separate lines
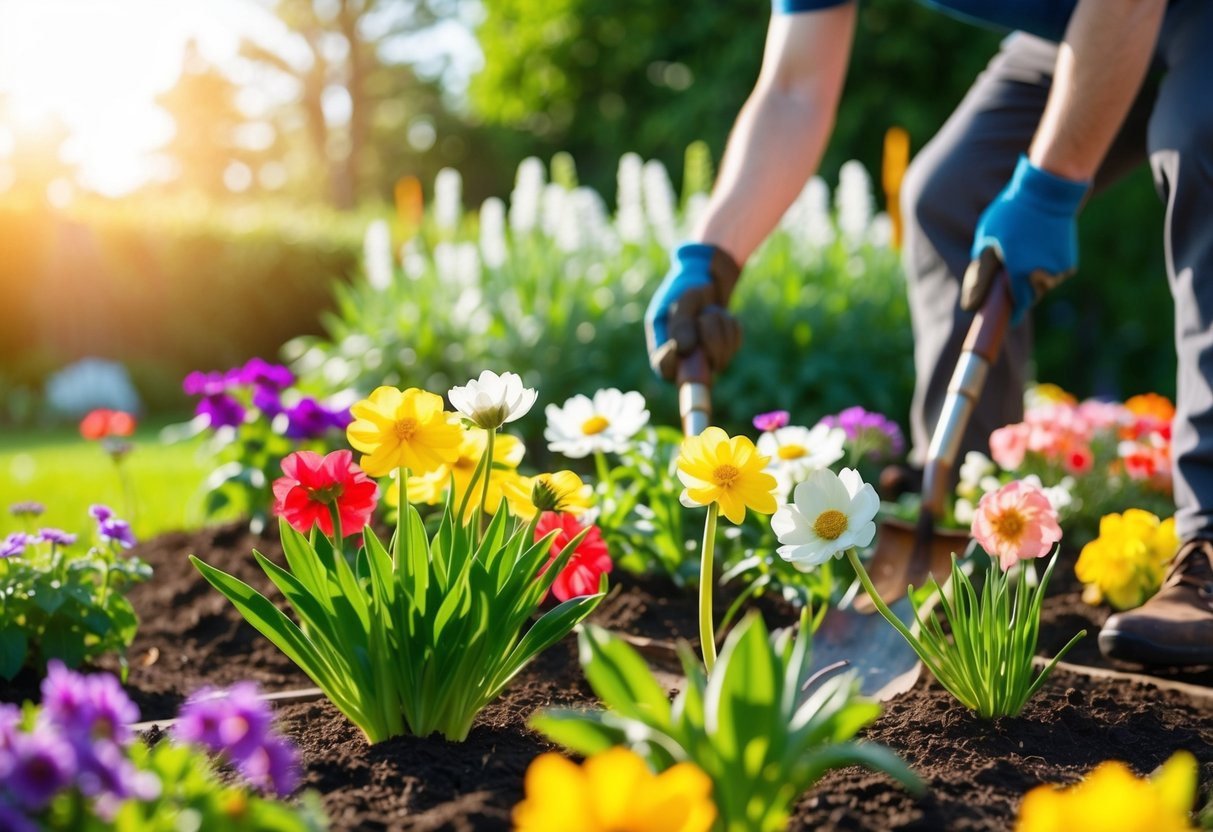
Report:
777,444,807,460
394,417,419,440
993,510,1025,542
581,415,611,435
712,464,741,488
814,509,849,541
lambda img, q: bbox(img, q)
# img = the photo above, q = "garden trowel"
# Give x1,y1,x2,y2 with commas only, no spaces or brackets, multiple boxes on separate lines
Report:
807,257,1014,700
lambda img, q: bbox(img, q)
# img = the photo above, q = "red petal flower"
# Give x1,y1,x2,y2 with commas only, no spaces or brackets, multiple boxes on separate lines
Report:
534,511,612,602
272,450,378,538
80,409,114,440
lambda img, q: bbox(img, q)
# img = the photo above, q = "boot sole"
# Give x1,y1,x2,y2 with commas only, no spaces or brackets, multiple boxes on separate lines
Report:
1098,629,1213,667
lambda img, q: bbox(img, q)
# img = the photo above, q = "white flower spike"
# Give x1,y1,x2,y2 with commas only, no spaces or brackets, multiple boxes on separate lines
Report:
544,389,650,459
771,467,879,570
448,370,537,430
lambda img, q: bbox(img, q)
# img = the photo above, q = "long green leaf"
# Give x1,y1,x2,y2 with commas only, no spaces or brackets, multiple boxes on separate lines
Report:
578,624,672,725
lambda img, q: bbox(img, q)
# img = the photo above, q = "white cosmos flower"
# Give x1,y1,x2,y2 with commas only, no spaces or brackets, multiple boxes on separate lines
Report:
771,467,879,570
545,389,650,458
756,424,846,501
448,370,537,430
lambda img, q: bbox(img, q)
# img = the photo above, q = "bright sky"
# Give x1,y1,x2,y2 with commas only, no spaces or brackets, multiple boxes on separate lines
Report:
0,0,480,196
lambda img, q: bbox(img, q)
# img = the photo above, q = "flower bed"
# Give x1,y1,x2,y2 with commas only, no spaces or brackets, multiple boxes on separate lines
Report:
4,522,1209,830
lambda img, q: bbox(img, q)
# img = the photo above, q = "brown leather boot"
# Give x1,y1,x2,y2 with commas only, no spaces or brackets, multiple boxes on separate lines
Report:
1098,539,1213,666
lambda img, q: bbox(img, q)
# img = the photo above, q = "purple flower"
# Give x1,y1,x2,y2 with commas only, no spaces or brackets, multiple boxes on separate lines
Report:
8,501,45,518
753,410,791,432
0,804,39,832
252,384,284,418
0,532,29,558
38,528,76,547
240,735,300,797
88,504,114,524
182,370,227,396
238,358,293,392
8,729,77,809
175,682,298,795
0,703,21,751
195,392,246,429
98,519,136,549
282,398,339,440
819,406,905,460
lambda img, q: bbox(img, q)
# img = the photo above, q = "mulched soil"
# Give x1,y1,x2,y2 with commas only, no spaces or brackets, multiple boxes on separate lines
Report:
3,522,1212,830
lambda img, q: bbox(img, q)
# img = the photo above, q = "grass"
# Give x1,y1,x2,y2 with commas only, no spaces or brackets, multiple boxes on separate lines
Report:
0,419,238,542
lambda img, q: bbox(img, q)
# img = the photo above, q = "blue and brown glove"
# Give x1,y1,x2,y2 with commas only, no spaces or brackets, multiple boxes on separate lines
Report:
644,243,743,380
961,155,1090,324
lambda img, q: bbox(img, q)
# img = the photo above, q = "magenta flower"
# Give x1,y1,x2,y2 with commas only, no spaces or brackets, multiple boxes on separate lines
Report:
282,398,349,440
8,501,45,518
8,729,77,809
238,358,293,391
819,406,906,460
89,507,135,549
182,370,227,396
38,528,76,547
752,410,791,432
252,385,284,418
195,391,246,429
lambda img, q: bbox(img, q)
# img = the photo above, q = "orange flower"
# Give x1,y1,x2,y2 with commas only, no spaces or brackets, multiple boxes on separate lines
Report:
80,409,136,440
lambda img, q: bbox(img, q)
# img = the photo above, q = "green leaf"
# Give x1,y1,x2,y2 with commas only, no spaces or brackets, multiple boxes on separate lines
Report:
0,627,28,680
706,613,779,766
41,620,86,668
530,709,631,756
578,624,672,725
491,590,604,698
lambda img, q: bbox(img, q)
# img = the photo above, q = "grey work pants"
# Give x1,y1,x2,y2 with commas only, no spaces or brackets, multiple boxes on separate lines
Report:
900,0,1213,540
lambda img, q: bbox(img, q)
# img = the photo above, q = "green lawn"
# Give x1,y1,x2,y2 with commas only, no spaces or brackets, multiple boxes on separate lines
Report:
0,420,237,542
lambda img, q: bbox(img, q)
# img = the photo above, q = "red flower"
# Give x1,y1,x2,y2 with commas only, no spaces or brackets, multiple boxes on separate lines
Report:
534,511,612,602
272,450,378,538
80,409,136,440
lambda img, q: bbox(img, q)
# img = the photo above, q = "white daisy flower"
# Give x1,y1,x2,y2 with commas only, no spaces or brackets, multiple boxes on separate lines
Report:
544,389,650,458
756,424,846,500
448,370,537,430
771,467,879,570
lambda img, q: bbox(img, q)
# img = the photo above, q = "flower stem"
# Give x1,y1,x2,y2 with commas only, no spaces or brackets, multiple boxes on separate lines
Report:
328,503,344,561
477,428,497,537
845,547,945,681
395,466,406,564
699,502,719,672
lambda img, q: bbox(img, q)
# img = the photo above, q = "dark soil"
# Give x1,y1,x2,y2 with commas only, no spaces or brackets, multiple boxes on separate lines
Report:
3,522,1212,830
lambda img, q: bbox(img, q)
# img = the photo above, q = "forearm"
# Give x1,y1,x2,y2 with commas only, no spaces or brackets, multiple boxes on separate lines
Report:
1029,0,1165,181
695,87,837,264
693,5,855,264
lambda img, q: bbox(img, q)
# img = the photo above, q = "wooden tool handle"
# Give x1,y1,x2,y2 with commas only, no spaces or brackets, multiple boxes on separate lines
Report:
962,268,1012,363
677,350,712,437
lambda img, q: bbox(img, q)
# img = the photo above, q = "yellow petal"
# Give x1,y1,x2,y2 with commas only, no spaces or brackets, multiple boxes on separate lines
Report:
513,754,593,832
584,748,650,829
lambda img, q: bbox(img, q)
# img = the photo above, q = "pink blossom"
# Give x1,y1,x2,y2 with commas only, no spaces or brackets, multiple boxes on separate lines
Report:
989,423,1030,471
971,480,1062,570
752,410,790,432
1063,445,1094,475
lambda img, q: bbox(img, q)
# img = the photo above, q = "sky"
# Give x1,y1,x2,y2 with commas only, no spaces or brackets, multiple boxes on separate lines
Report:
0,0,480,196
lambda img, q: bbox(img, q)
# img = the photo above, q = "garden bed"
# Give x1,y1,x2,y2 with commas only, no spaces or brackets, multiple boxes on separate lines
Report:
3,522,1212,830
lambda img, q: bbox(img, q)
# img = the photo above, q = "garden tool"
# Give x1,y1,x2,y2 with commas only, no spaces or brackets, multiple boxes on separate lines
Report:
808,257,1013,700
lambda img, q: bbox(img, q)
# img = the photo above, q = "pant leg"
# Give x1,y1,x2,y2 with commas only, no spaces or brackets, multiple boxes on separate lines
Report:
900,33,1153,469
900,33,1057,467
1148,0,1213,540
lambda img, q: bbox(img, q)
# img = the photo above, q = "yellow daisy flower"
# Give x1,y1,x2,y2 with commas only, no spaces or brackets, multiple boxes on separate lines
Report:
388,428,525,519
346,386,462,477
1016,751,1197,832
676,426,777,524
502,470,592,520
512,748,717,832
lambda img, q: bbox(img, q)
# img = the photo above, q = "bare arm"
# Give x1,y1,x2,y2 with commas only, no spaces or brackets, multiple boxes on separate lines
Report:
693,4,857,264
1029,0,1166,181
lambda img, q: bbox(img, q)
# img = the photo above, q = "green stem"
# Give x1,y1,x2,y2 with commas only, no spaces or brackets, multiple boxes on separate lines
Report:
593,450,611,492
845,547,946,681
699,502,719,672
394,466,406,564
328,503,344,561
477,428,497,539
456,450,489,529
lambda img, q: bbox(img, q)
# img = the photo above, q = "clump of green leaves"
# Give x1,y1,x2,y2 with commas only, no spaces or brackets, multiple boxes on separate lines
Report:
0,509,150,680
533,612,921,832
193,481,606,743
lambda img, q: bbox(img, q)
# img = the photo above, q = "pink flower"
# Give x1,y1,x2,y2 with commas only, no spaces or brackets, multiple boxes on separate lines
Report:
989,423,1030,471
971,480,1062,570
1063,444,1094,475
272,450,379,538
534,512,612,601
752,410,790,432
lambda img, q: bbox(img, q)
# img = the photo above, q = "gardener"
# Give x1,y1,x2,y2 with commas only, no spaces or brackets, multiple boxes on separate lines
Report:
644,0,1213,667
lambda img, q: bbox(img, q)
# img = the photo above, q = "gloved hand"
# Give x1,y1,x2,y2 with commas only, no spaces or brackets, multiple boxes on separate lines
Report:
644,243,743,380
962,155,1089,325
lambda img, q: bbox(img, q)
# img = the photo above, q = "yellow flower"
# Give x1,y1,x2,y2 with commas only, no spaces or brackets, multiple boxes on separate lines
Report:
677,426,777,524
1015,751,1197,832
346,387,462,477
388,428,525,519
512,748,717,832
1076,510,1178,611
1125,393,1175,423
1029,383,1077,406
502,470,592,520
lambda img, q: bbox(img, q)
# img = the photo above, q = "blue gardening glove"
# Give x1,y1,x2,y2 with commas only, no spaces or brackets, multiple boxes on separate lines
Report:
962,155,1089,325
644,243,742,380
